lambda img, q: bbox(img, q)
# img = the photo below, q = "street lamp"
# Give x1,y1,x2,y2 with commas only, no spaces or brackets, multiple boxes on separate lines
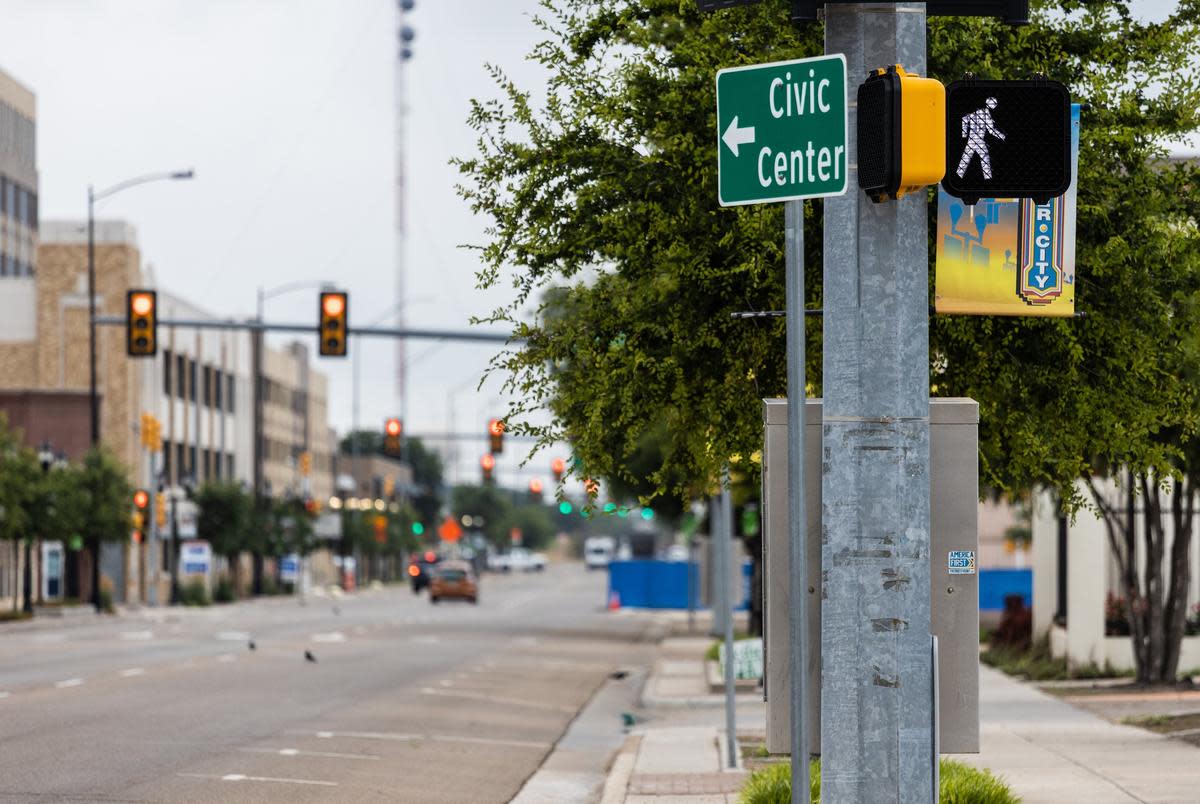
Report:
88,169,194,447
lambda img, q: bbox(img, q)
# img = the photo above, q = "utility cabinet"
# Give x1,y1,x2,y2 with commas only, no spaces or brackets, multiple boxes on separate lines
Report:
763,397,979,754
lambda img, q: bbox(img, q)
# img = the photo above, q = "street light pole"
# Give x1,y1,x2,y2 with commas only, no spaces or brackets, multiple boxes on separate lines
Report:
85,169,192,612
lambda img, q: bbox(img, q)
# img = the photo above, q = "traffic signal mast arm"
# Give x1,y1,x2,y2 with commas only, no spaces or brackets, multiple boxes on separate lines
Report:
98,315,519,343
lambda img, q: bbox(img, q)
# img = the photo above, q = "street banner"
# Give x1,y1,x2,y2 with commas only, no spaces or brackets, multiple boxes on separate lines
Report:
934,103,1080,317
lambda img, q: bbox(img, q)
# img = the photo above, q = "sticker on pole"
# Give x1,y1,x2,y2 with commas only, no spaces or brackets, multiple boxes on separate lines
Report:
716,54,848,206
947,550,976,575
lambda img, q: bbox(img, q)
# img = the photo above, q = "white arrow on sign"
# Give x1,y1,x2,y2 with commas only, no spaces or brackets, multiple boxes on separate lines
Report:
721,116,756,157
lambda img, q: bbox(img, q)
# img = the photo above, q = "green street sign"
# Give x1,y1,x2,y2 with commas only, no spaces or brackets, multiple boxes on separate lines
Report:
716,54,848,206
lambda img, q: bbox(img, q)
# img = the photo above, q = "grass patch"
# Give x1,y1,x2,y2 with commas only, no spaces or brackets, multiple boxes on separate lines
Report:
179,578,210,607
704,633,756,662
1120,714,1170,729
0,610,31,623
1120,712,1200,734
738,759,1017,804
981,636,1128,681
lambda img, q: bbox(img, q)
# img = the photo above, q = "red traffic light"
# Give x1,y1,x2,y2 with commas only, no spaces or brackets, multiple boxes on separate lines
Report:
529,479,544,495
488,418,504,437
424,550,437,563
480,453,496,471
322,294,345,317
133,489,149,510
551,457,565,475
385,418,402,437
130,293,153,316
408,564,420,577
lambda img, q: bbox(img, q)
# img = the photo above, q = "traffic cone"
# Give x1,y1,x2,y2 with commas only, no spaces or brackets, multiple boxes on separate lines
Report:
607,589,621,611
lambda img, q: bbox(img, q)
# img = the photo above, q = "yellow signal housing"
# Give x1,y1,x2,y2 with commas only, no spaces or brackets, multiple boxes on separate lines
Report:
857,65,945,202
126,289,158,357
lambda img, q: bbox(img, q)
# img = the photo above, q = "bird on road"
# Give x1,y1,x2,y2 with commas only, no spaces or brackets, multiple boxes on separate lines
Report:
248,640,256,651
332,605,341,616
304,650,317,663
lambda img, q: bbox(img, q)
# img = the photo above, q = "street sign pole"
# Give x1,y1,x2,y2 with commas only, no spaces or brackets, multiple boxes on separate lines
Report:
822,4,933,802
784,199,808,803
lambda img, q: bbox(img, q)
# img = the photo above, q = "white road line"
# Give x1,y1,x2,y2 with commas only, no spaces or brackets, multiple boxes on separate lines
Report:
419,687,575,713
31,633,66,643
216,631,250,641
54,678,84,689
240,747,380,761
0,691,10,700
311,631,346,643
120,630,154,640
438,679,454,687
306,730,422,742
119,668,145,678
216,653,237,663
177,772,337,787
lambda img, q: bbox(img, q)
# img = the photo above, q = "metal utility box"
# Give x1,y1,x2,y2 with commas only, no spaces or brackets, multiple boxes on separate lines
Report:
763,398,979,754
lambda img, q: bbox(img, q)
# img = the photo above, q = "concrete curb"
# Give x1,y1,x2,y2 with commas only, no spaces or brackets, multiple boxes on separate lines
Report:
598,735,641,804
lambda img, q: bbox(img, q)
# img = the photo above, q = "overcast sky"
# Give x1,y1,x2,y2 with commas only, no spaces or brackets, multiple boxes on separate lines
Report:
0,0,1182,488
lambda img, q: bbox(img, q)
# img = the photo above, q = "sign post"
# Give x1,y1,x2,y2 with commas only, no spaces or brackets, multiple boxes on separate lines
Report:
716,55,848,206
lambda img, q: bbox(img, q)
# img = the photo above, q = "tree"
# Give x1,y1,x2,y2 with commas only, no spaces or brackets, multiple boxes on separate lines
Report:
194,482,252,594
451,484,514,547
0,417,37,612
338,430,445,526
496,503,556,551
458,0,1200,681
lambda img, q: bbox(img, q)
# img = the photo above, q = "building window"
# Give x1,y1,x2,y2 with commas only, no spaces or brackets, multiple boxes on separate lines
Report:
227,376,236,413
214,370,223,413
0,175,6,216
189,359,197,403
163,350,173,396
175,442,185,482
202,366,212,408
188,446,196,476
162,439,172,482
176,354,186,398
226,453,235,479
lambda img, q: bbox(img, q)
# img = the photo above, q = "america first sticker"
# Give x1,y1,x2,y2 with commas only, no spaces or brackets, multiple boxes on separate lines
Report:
948,550,976,575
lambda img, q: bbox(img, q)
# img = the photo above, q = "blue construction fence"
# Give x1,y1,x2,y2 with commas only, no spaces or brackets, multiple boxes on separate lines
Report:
607,560,1031,613
607,559,751,610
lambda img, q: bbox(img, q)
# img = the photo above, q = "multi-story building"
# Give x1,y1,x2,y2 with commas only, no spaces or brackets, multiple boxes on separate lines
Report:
0,214,339,605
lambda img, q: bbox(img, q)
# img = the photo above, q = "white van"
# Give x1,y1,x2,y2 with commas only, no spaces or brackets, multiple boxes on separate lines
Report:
583,536,616,570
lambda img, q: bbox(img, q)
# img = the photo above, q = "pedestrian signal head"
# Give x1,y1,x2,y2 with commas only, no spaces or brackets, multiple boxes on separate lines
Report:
857,65,945,202
126,290,158,357
318,291,348,357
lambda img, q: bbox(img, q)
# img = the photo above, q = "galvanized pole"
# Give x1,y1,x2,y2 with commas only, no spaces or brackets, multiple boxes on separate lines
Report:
719,474,738,770
822,4,933,802
784,199,808,802
710,494,728,638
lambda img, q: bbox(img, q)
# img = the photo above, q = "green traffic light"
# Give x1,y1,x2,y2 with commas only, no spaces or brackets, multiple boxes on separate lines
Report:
603,502,617,514
641,508,654,521
559,501,573,515
412,522,425,536
617,507,628,518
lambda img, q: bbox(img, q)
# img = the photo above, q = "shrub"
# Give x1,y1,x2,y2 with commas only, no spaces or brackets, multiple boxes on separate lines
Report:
992,594,1031,652
98,577,115,614
179,578,210,607
738,758,1017,804
213,575,236,604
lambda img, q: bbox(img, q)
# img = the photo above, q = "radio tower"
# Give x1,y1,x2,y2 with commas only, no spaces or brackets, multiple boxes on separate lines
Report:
395,0,415,441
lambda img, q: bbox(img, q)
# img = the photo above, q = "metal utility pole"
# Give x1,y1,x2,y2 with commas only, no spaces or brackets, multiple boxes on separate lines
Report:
822,4,933,802
719,474,738,771
784,199,809,802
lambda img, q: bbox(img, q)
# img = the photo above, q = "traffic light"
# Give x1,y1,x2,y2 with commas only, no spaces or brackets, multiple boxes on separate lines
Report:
133,489,149,512
155,492,167,528
488,418,505,454
942,79,1071,205
551,457,565,483
139,412,162,452
126,290,158,357
480,453,495,484
411,522,425,536
857,65,945,202
384,417,403,457
558,501,573,515
374,515,388,544
318,291,348,357
528,478,543,501
299,451,312,476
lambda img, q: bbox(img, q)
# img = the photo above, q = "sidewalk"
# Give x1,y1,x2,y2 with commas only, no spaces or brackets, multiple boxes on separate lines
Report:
952,665,1200,803
601,637,1200,804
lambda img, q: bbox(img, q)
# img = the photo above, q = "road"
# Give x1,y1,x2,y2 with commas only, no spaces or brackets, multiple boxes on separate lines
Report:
0,563,658,803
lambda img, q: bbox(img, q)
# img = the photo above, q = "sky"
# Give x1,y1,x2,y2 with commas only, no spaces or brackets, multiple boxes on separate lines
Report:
0,0,1183,489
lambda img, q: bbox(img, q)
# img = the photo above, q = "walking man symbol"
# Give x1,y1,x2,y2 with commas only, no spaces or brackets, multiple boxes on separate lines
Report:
956,97,1006,180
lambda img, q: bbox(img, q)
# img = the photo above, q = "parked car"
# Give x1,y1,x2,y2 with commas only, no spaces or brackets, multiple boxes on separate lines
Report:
430,560,478,604
584,536,615,570
662,544,690,562
487,551,510,573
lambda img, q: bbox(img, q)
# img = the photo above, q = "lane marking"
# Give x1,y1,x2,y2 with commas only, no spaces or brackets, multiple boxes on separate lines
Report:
216,653,237,663
31,633,66,643
55,678,84,689
119,668,145,678
311,631,346,643
178,772,337,787
240,747,380,761
438,679,454,687
120,630,154,640
419,687,575,713
309,730,421,742
0,691,10,700
216,631,250,641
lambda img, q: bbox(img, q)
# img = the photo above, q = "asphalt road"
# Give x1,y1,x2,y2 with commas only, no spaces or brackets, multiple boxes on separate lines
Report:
0,563,658,803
